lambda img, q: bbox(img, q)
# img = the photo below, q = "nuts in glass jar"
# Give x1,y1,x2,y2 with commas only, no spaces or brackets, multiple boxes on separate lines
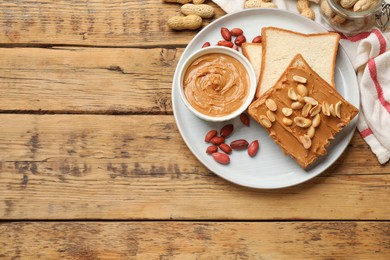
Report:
319,0,384,35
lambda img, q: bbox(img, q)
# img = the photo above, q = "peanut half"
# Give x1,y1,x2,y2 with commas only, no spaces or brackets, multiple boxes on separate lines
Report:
297,84,308,97
335,101,342,118
299,135,312,149
282,107,293,117
266,110,276,122
259,115,272,128
294,116,312,128
283,118,293,126
303,96,318,106
291,101,304,110
310,104,322,117
302,103,312,117
312,114,321,128
322,101,331,116
329,104,337,117
265,98,277,111
307,126,316,138
292,75,307,84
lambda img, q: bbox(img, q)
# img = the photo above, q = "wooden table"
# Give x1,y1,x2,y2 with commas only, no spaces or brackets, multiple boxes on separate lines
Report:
0,1,389,259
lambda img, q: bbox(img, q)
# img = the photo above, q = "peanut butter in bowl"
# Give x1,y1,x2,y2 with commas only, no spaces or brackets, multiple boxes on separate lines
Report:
178,46,257,122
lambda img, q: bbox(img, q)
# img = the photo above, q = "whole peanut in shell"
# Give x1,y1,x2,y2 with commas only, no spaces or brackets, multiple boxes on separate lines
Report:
163,0,192,4
353,0,377,12
181,4,215,18
167,15,203,30
340,0,359,8
245,0,278,8
297,0,315,20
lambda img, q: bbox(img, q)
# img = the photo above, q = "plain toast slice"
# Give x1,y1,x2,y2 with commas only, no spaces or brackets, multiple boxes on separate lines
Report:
257,27,340,98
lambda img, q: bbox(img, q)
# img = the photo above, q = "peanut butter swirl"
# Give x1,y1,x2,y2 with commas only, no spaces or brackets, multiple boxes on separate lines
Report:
183,53,249,117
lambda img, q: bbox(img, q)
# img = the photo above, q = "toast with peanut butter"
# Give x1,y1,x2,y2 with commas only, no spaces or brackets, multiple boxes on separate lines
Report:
248,54,358,169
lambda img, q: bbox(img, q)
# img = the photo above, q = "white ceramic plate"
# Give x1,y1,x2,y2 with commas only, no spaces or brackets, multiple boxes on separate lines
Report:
172,9,360,189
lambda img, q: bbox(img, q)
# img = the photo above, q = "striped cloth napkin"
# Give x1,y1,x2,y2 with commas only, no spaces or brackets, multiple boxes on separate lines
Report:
212,0,390,164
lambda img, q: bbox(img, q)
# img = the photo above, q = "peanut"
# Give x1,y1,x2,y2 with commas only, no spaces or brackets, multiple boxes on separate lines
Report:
212,152,230,165
283,118,293,126
353,0,377,12
230,139,249,151
312,114,321,128
167,15,203,30
235,35,246,46
265,98,277,111
340,0,359,8
181,4,215,19
230,28,244,37
282,107,293,117
266,110,276,122
210,136,225,146
288,88,298,101
322,101,331,116
217,40,234,48
252,35,262,43
297,0,315,20
320,0,335,18
302,103,312,117
291,101,304,110
202,42,211,48
303,96,318,106
205,129,217,142
206,145,218,154
163,0,192,4
219,143,232,154
220,124,234,138
248,140,259,157
307,126,315,138
329,104,336,117
259,115,272,128
292,75,307,84
330,14,346,25
193,0,205,4
245,0,277,8
240,113,250,126
299,135,312,149
335,101,342,118
221,27,231,41
301,9,315,20
297,84,308,97
294,116,312,128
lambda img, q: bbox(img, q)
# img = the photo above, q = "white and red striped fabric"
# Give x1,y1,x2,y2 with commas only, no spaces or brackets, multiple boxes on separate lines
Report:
340,30,390,164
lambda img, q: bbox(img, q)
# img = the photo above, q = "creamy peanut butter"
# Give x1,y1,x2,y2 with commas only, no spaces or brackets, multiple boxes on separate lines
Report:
248,55,359,169
183,53,249,117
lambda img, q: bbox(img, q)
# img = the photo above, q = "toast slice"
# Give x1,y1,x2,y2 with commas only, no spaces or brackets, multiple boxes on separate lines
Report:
248,54,358,169
257,27,340,98
242,43,262,84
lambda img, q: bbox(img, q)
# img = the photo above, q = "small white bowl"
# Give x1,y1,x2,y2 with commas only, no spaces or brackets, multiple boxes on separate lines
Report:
178,46,257,122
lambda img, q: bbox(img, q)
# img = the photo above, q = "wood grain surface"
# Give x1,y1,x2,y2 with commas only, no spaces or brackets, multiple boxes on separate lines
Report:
0,47,180,113
1,222,389,259
0,114,388,220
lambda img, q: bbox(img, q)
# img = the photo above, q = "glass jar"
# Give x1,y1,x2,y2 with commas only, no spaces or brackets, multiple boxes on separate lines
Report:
319,0,390,35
